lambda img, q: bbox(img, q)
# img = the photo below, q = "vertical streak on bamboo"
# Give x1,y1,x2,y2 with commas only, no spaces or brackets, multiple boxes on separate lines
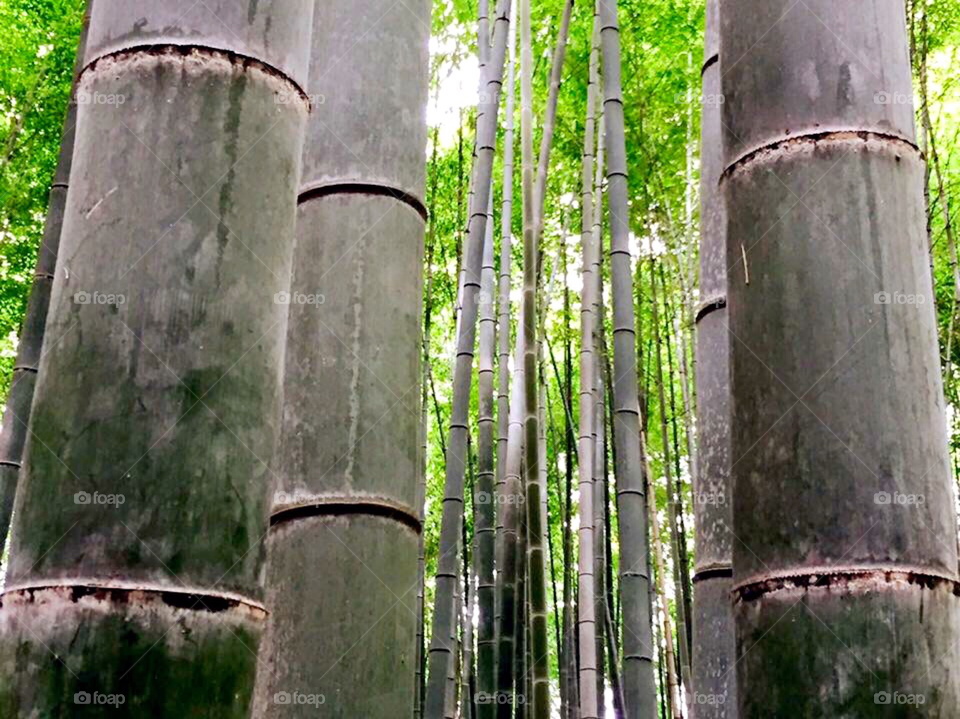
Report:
597,1,658,715
426,3,511,716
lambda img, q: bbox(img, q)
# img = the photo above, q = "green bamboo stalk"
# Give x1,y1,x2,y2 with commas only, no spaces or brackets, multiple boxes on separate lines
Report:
597,1,657,714
426,3,512,715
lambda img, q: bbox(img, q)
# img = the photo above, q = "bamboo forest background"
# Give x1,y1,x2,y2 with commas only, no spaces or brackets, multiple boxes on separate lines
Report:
2,0,960,714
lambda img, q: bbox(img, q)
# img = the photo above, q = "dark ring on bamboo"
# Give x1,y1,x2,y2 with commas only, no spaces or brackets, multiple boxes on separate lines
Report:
696,294,727,323
298,180,428,222
80,44,311,109
0,583,267,617
722,129,922,181
733,567,960,603
270,499,422,534
693,565,733,583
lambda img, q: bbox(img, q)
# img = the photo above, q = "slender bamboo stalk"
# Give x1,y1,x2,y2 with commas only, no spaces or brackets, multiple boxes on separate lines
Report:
576,8,602,717
661,280,694,674
417,121,442,719
493,13,517,709
592,88,614,719
495,309,526,716
593,361,607,719
0,0,92,562
426,4,512,715
648,259,692,699
519,0,549,713
593,110,619,675
451,559,463,719
476,174,499,719
495,0,517,541
516,494,529,719
592,158,608,719
598,1,657,714
640,433,682,719
561,231,577,719
463,443,478,719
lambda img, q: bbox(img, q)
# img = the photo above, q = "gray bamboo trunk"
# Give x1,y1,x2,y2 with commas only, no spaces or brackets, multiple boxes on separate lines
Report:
495,0,517,537
463,468,477,719
593,356,607,719
0,0,92,561
720,0,960,714
495,311,526,716
0,1,313,714
451,562,464,718
494,6,517,678
519,0,549,713
519,524,531,719
464,5,496,705
426,2,511,716
476,183,499,719
251,1,430,717
691,0,737,714
576,8,602,719
598,1,657,716
641,434,682,719
591,79,608,719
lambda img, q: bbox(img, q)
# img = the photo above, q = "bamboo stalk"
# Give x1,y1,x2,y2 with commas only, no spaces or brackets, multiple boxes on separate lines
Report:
426,4,512,715
721,0,960,712
597,1,658,714
0,2,315,713
640,433,683,719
